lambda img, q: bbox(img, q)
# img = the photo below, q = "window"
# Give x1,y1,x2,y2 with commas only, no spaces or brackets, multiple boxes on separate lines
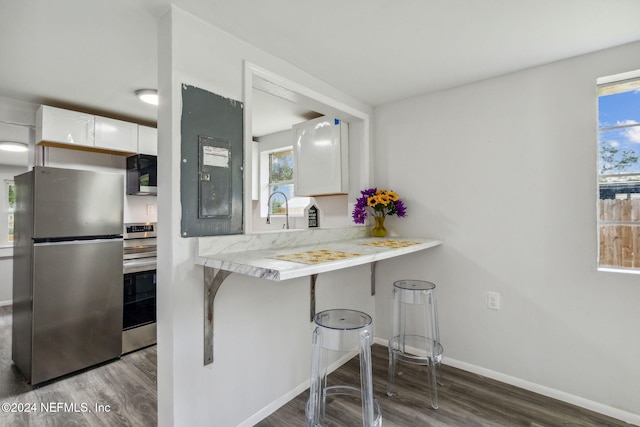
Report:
4,179,15,244
597,75,640,271
260,147,309,218
268,150,294,214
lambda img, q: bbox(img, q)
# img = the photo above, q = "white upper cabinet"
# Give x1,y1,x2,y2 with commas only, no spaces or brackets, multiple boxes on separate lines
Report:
36,105,154,156
36,105,95,148
137,125,158,156
293,117,349,196
94,116,137,153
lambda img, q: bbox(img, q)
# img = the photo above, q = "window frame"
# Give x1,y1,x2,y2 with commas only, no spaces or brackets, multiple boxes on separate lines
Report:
267,149,295,216
596,72,640,273
2,179,15,246
259,146,310,219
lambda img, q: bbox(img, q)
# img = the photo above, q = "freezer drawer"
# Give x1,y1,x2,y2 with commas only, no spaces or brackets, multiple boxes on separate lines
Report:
29,239,123,384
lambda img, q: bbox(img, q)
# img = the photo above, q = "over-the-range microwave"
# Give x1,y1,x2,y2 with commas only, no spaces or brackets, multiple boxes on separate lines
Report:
126,154,157,196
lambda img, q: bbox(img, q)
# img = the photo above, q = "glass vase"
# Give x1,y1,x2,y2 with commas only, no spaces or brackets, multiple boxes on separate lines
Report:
372,215,386,237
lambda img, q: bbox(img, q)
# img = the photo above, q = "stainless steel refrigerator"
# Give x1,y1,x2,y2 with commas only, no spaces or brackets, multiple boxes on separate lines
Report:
12,166,124,384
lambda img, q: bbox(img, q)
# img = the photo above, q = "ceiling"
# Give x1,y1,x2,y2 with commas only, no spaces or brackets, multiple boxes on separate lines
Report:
1,0,640,138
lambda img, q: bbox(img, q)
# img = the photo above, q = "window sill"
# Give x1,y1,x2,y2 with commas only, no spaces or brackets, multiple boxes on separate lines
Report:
0,246,13,259
261,214,305,219
597,266,640,275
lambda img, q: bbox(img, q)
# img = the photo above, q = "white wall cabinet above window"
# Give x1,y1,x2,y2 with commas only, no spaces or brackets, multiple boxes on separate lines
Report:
138,125,158,156
36,105,95,148
293,116,348,196
94,116,138,153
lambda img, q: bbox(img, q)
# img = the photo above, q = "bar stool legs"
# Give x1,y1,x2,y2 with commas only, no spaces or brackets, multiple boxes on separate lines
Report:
387,280,443,410
308,326,327,425
306,309,381,427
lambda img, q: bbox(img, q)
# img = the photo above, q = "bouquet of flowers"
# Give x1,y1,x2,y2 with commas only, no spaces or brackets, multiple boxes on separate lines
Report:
352,188,407,224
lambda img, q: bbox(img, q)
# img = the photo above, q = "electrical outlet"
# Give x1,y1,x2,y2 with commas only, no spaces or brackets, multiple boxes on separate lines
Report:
146,204,155,215
486,291,501,310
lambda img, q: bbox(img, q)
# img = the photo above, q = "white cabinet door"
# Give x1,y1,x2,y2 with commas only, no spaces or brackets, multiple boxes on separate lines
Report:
36,105,94,147
293,117,349,196
94,116,138,153
137,125,158,155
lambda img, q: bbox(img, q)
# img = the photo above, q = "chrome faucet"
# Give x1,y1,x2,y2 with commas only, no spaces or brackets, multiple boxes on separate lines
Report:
266,191,290,229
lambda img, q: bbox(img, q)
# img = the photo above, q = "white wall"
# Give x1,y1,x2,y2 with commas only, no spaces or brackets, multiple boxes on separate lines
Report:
0,165,26,304
157,6,373,426
0,258,13,305
0,98,34,305
373,41,640,422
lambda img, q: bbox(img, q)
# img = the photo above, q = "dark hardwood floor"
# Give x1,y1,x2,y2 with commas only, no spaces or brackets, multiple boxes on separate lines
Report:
0,305,157,426
257,345,631,427
0,304,632,426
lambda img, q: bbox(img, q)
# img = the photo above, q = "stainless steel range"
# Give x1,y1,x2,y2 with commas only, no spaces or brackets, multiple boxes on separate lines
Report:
122,222,157,354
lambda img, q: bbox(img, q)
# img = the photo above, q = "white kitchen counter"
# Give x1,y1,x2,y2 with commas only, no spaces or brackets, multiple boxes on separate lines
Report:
196,236,442,281
196,227,442,365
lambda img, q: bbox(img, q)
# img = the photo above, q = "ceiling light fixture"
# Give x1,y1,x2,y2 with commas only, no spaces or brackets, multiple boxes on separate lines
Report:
0,141,28,152
135,89,159,106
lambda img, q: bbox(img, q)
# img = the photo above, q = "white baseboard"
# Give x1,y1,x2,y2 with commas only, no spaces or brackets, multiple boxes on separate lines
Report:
0,300,12,307
238,350,357,427
237,380,309,427
373,337,388,346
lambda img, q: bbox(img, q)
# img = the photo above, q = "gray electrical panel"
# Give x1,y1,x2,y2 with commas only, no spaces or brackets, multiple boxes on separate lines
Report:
180,84,244,237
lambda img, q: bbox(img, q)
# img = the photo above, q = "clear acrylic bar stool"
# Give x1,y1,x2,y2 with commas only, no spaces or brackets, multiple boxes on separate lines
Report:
306,309,382,427
387,280,443,409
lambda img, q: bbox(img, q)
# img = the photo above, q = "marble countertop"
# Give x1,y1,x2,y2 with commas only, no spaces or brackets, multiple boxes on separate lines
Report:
196,235,442,281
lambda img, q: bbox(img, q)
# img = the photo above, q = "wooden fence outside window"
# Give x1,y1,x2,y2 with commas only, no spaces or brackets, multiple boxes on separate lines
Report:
599,198,640,268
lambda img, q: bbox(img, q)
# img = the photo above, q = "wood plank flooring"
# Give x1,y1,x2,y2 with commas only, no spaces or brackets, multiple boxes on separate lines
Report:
0,304,633,426
0,305,157,427
257,344,631,427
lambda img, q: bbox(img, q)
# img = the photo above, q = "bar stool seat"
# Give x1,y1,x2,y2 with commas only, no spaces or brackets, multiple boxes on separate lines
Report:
306,309,382,427
387,280,443,410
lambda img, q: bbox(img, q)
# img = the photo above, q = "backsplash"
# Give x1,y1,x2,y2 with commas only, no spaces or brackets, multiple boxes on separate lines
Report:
125,195,158,224
198,226,368,257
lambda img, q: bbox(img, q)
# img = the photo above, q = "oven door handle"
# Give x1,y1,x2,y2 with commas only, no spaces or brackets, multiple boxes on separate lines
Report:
123,262,157,275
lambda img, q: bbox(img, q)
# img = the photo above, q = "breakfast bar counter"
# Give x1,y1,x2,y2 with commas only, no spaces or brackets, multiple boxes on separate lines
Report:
196,235,442,281
196,227,442,365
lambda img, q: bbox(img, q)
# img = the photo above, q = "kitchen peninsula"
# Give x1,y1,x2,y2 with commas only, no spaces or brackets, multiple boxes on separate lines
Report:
196,227,442,365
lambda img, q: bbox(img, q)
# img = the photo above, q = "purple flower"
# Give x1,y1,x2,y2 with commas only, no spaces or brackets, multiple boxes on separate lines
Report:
361,188,377,198
351,204,368,224
394,199,407,217
355,195,369,209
